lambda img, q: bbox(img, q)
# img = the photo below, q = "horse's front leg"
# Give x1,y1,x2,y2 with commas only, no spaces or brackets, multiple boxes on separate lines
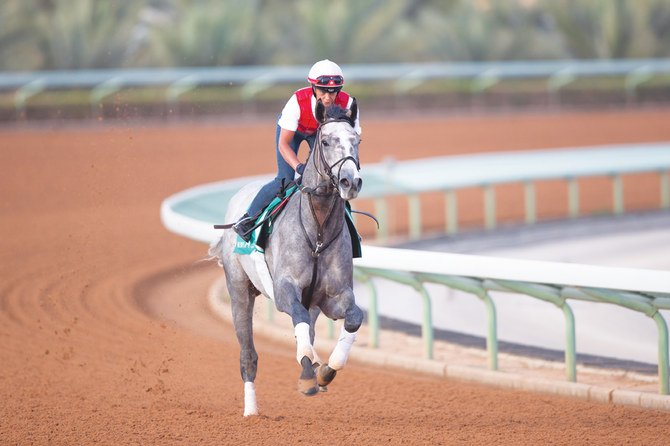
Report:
309,306,324,366
317,289,363,388
274,279,319,396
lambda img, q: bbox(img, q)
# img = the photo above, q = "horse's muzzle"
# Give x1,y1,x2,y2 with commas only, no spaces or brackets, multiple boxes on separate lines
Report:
338,174,362,200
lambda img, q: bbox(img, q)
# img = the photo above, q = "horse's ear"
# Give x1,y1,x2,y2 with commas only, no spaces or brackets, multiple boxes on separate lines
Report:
315,99,326,124
347,97,358,126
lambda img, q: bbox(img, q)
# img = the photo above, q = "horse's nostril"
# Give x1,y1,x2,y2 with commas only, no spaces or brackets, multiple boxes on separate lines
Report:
340,178,350,188
355,178,363,190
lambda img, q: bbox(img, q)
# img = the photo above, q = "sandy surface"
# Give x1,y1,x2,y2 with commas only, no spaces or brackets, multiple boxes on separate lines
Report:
2,109,670,445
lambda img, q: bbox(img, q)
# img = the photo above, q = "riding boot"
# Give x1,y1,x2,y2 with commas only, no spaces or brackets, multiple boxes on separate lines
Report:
233,213,256,242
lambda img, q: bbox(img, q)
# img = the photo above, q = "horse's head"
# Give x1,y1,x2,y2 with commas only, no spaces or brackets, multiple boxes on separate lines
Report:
311,99,362,200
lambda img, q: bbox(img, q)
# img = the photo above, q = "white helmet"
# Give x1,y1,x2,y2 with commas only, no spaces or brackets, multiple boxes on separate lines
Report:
307,59,344,89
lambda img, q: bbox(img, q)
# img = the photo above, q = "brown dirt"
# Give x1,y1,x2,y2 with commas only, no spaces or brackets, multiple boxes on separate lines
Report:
2,109,670,445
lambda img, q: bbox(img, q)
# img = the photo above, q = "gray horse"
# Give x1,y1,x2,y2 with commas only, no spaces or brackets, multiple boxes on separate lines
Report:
209,100,364,416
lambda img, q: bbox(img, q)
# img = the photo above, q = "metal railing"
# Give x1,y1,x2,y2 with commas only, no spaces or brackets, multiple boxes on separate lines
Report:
353,247,670,394
159,143,670,394
3,58,670,114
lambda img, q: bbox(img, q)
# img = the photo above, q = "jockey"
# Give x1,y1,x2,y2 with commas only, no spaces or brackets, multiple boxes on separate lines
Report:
233,59,362,241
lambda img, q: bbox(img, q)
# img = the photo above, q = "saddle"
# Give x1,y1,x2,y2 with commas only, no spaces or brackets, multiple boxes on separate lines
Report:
233,185,362,258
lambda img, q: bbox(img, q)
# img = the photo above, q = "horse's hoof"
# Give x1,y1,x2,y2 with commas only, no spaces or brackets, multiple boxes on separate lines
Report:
319,385,328,392
298,356,318,395
297,378,318,396
316,363,337,387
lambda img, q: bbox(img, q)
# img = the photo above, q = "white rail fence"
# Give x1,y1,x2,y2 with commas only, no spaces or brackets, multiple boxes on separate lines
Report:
3,58,670,113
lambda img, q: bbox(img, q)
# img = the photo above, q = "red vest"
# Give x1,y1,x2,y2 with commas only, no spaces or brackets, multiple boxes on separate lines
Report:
295,87,350,136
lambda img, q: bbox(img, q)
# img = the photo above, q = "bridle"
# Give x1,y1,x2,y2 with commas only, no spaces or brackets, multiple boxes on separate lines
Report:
301,118,360,196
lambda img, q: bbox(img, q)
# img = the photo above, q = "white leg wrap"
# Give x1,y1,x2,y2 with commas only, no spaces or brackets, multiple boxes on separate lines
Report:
328,326,357,371
243,381,258,417
294,322,314,364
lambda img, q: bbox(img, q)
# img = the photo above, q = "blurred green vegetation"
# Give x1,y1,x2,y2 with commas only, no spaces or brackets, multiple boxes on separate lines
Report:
2,0,670,72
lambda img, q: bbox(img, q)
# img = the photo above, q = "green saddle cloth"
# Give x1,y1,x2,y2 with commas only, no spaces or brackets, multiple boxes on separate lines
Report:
233,185,297,255
233,186,362,258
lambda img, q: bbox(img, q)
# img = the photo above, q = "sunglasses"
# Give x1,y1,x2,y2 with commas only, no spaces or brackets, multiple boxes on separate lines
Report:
316,86,342,94
315,75,343,87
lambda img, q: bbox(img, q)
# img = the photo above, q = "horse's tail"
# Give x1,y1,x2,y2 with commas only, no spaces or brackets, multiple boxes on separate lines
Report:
206,236,225,267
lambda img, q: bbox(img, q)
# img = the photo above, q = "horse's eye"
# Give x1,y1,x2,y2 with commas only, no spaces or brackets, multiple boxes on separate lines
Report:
321,139,329,147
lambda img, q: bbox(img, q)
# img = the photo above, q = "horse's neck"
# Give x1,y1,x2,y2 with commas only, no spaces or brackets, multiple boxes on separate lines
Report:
308,193,343,228
300,172,344,233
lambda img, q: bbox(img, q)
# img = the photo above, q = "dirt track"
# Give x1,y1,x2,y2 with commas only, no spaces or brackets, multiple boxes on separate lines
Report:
2,110,670,445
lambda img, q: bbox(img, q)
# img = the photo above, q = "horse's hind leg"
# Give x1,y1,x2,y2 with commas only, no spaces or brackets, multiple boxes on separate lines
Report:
225,274,259,416
317,289,363,387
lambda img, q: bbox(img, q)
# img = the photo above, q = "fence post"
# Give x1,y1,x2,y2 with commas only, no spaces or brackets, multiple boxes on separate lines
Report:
484,184,496,230
580,288,668,395
418,284,434,360
490,280,576,382
661,170,669,209
408,193,422,240
568,177,580,218
14,79,46,119
354,269,380,349
652,313,669,395
419,274,499,371
89,77,123,117
446,189,459,235
547,67,576,106
612,174,624,214
624,65,653,103
374,197,388,242
562,304,577,382
358,268,433,359
524,181,537,224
